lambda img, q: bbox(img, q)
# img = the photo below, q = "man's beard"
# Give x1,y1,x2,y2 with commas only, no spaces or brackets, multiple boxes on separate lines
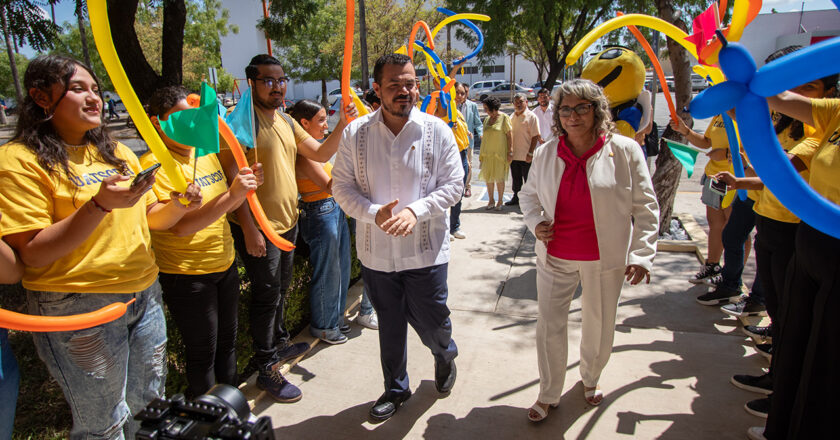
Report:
383,94,415,118
254,91,284,110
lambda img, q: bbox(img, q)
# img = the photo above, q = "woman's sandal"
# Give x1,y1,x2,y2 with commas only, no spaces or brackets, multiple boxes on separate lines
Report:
495,201,503,211
528,401,558,422
584,386,603,406
485,201,495,210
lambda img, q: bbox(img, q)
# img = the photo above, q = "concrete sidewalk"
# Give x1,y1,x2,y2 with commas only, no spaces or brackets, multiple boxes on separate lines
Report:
244,161,767,439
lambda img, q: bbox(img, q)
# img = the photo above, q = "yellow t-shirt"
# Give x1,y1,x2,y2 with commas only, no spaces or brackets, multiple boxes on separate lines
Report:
141,150,235,275
221,110,311,234
0,141,158,293
704,115,733,177
807,98,840,205
753,119,817,223
440,111,470,153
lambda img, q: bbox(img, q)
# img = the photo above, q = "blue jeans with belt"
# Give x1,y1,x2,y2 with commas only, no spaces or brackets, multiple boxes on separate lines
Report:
300,197,351,338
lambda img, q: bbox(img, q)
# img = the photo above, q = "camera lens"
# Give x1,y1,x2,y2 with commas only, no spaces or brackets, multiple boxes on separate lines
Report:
195,384,251,421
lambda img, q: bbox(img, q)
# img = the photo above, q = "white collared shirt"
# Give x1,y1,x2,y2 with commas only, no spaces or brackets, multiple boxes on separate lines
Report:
332,107,464,272
533,103,555,141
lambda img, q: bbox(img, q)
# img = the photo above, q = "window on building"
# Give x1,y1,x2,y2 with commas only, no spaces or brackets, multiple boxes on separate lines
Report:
481,65,505,75
462,66,479,74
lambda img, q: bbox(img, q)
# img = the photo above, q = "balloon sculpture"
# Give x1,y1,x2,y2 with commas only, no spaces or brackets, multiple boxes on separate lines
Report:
341,2,490,124
689,32,840,238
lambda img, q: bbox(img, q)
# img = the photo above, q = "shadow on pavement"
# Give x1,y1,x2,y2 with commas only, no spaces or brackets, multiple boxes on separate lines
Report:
273,381,440,440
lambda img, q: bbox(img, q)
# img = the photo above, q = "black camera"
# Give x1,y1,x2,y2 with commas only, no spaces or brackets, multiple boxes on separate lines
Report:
134,384,275,439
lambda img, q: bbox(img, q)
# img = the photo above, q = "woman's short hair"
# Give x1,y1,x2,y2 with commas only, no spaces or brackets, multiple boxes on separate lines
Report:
288,99,324,124
482,96,501,112
550,79,615,138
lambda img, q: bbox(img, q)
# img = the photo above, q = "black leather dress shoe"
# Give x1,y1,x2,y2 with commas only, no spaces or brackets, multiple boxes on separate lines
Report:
369,391,412,421
435,359,457,393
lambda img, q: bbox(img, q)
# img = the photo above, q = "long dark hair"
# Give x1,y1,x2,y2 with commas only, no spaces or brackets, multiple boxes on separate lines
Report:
13,55,127,180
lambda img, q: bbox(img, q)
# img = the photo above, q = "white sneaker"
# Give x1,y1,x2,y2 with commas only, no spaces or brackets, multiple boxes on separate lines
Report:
747,426,766,440
452,230,466,239
356,312,379,330
449,234,455,241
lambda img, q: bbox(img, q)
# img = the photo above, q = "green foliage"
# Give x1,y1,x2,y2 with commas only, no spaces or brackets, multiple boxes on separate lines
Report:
50,21,113,91
0,0,61,52
0,51,26,99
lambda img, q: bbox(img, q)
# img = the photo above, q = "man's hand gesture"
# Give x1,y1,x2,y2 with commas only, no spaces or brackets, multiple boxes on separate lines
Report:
376,199,418,237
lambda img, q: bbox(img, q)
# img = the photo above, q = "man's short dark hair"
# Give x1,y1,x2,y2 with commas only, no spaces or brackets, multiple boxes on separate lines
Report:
148,85,188,117
538,88,550,96
363,88,380,105
373,53,412,85
246,54,283,81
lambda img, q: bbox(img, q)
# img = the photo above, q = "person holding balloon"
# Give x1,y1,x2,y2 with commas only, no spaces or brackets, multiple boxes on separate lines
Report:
0,55,201,438
288,99,379,344
729,70,840,440
216,54,356,403
519,79,658,422
142,85,264,399
670,113,734,286
479,96,512,210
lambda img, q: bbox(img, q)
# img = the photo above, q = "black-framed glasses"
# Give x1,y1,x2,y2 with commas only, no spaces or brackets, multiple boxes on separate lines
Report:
255,77,289,89
557,103,594,117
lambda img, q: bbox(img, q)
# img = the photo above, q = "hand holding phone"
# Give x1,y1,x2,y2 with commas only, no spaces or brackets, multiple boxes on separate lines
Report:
131,163,161,189
710,177,727,197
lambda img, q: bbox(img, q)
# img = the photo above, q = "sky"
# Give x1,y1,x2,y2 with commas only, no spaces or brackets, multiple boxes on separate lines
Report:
14,0,840,58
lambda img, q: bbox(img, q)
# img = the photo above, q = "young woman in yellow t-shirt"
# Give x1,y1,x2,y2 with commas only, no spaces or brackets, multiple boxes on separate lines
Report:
145,86,260,398
671,114,732,285
753,72,840,439
0,55,199,438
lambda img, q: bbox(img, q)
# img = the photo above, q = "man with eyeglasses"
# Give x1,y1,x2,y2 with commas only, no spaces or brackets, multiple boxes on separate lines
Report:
332,53,463,422
507,93,541,206
217,54,356,404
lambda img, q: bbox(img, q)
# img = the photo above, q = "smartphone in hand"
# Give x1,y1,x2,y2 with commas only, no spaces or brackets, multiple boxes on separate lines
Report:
131,163,161,189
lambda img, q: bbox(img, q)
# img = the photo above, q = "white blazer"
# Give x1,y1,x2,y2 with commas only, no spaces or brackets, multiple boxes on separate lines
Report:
519,133,660,271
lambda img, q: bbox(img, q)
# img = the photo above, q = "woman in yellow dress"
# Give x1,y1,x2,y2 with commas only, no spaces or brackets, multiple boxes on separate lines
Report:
478,97,512,210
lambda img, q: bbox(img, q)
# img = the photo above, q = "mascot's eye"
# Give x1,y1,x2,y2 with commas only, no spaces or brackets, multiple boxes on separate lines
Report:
597,66,623,88
600,49,623,60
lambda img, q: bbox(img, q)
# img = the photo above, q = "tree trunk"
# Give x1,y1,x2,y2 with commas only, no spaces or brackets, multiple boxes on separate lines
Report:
358,0,369,90
76,0,92,67
654,0,694,235
320,78,328,109
108,0,185,102
1,8,23,103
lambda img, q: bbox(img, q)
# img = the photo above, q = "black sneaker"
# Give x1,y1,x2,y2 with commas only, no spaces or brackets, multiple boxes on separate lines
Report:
754,343,772,360
339,323,351,335
744,396,770,418
721,297,767,317
743,324,772,341
703,273,724,288
731,373,773,395
257,365,302,403
696,286,742,306
690,262,721,284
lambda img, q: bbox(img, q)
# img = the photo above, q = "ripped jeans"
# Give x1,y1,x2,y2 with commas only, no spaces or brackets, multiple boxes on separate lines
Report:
27,282,167,440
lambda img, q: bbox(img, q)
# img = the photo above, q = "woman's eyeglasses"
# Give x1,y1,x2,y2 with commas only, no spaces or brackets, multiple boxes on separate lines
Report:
255,77,289,89
557,103,594,117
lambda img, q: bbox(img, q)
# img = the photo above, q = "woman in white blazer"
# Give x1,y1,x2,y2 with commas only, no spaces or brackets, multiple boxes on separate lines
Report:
520,79,659,422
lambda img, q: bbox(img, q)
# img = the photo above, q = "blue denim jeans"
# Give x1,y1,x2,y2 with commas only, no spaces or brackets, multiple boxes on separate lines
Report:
720,197,764,303
449,149,470,233
300,198,351,337
347,217,374,316
0,328,19,440
27,282,167,440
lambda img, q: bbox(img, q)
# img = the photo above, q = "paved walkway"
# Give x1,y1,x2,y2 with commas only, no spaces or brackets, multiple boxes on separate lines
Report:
241,155,767,439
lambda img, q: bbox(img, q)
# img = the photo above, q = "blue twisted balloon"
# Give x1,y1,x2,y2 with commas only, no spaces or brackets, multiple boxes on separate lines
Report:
436,7,485,67
690,34,840,238
721,114,749,201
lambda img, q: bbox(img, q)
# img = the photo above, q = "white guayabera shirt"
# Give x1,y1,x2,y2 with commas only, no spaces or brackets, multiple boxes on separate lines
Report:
332,107,464,272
